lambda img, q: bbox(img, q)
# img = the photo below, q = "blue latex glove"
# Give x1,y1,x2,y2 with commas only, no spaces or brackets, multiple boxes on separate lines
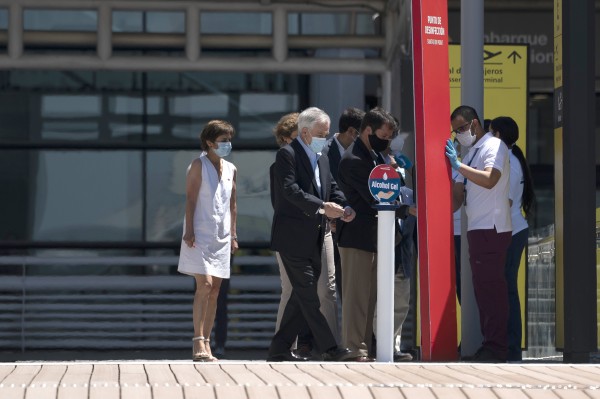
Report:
445,139,461,170
393,153,413,170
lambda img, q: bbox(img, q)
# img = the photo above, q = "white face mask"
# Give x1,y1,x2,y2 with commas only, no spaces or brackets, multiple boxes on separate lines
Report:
456,129,476,147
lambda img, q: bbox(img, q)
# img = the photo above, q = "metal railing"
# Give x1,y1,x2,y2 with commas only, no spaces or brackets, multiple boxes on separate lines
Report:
0,255,281,352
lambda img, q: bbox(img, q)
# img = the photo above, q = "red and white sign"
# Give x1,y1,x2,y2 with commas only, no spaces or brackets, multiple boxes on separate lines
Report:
412,0,457,361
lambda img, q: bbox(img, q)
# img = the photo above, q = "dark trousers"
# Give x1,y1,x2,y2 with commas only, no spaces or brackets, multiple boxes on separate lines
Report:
505,228,528,361
213,277,229,349
467,228,512,359
454,235,462,304
269,248,337,356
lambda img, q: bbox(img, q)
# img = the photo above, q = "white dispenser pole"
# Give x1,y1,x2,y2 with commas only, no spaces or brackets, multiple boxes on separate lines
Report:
376,207,397,363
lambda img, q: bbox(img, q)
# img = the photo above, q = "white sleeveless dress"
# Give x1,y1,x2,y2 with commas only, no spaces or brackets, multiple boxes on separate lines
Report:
178,154,235,279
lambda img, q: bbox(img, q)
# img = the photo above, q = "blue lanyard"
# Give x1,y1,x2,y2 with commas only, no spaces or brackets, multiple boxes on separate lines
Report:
462,147,480,186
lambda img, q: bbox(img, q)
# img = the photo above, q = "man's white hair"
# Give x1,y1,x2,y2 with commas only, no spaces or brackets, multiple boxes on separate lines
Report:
297,107,330,134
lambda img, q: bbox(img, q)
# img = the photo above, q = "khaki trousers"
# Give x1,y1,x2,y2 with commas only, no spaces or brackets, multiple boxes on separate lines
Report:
339,247,377,358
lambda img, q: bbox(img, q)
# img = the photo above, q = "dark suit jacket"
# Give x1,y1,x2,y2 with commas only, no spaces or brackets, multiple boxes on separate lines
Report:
336,138,408,253
321,137,342,183
270,139,347,257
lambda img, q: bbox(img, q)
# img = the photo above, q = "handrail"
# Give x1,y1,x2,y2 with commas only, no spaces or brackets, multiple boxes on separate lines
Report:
0,255,278,266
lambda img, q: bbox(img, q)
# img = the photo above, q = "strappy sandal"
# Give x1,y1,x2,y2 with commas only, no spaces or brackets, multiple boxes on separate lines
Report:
203,338,218,362
192,336,211,362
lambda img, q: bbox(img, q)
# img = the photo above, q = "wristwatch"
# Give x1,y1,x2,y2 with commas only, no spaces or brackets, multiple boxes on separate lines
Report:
317,204,326,214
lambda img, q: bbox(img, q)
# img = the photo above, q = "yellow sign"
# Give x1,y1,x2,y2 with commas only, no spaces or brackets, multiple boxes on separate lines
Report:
449,44,528,152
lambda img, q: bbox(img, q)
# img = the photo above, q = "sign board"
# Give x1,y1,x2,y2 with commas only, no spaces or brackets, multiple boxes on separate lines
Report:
449,43,528,152
412,0,457,361
368,165,400,204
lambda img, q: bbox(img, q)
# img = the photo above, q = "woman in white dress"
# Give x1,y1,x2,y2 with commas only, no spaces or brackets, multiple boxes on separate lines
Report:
178,120,238,362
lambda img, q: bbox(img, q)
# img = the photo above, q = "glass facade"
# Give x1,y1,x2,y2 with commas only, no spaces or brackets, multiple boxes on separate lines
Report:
201,12,272,35
0,8,7,30
23,9,98,31
0,71,306,248
113,10,185,33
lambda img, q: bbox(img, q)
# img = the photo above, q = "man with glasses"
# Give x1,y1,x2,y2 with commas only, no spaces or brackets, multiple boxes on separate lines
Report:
444,105,512,362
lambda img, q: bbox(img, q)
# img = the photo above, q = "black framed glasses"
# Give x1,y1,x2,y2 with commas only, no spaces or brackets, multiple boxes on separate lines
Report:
450,121,472,136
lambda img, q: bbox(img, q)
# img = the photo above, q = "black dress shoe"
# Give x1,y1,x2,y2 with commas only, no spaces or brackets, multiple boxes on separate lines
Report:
267,351,311,362
294,345,314,359
393,351,413,362
462,347,506,363
322,347,353,362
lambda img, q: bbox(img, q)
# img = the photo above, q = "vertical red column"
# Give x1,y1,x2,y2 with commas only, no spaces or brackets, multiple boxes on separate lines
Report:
411,0,457,361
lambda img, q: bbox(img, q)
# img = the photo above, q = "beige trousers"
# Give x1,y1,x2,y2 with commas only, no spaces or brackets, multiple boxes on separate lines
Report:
339,247,377,358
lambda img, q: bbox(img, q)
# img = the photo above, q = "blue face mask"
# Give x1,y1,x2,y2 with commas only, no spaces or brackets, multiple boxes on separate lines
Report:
213,142,232,157
309,137,327,154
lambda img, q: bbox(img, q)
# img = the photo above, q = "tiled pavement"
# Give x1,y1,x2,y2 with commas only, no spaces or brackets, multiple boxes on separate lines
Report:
1,360,600,399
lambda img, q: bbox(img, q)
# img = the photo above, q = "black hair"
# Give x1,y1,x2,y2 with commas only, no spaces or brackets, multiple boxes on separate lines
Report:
484,119,492,132
490,116,536,218
360,107,398,136
450,105,482,127
339,107,365,133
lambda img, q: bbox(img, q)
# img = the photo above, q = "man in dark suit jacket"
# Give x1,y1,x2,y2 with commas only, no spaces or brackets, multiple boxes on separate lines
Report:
321,107,365,303
268,107,356,362
336,107,410,362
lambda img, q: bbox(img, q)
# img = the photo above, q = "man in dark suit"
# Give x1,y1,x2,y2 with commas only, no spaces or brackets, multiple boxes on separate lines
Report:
268,107,356,362
321,107,365,303
336,107,410,362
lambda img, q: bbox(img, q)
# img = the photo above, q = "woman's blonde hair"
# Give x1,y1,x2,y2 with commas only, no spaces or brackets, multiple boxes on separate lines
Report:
273,112,299,147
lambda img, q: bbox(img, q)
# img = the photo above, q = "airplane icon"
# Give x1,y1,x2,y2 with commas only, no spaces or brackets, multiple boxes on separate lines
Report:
484,50,502,60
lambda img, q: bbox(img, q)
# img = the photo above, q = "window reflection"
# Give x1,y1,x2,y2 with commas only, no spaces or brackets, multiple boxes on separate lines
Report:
41,122,99,140
0,9,7,30
24,9,98,31
42,95,101,117
146,151,195,242
112,11,142,32
288,12,350,35
200,12,272,35
169,94,229,139
229,151,274,242
41,95,101,140
113,11,185,34
170,94,228,117
355,13,379,35
109,96,163,115
0,70,306,249
31,151,143,241
239,93,298,115
146,150,274,244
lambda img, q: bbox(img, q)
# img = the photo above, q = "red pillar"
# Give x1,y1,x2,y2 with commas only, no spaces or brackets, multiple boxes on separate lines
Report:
411,0,457,361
